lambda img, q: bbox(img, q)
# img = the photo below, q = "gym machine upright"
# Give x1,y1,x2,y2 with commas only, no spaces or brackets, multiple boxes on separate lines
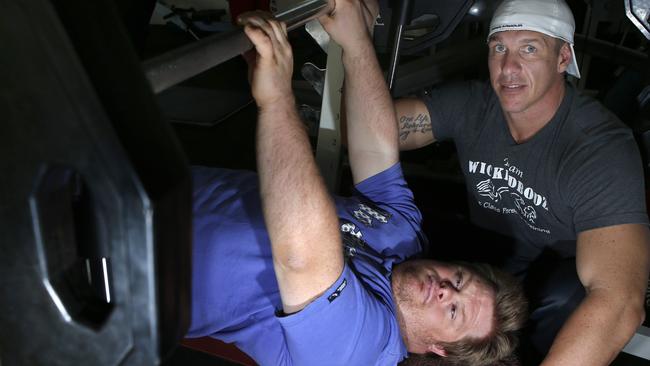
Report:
0,1,335,366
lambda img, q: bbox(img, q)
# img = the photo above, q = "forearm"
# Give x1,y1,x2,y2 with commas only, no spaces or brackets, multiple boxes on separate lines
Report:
256,100,342,311
546,224,650,365
541,289,645,366
341,39,399,183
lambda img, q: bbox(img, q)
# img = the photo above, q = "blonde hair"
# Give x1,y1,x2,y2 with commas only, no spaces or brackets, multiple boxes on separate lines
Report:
403,263,528,366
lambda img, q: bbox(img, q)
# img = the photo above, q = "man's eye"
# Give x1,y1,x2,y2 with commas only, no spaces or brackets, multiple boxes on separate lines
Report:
451,304,457,320
494,44,506,53
455,271,463,289
522,45,537,54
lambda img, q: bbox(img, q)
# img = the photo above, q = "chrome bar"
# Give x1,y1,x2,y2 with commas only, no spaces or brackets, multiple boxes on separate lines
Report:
387,0,412,93
143,0,333,94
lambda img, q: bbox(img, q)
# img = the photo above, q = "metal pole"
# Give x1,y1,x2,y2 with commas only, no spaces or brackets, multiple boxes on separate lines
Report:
143,0,334,94
387,0,412,94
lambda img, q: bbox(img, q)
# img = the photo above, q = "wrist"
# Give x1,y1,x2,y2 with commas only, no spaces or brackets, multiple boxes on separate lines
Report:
341,41,376,67
339,35,374,57
257,96,297,115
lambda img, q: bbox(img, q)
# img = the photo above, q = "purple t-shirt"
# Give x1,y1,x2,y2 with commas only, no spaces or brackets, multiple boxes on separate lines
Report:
189,163,424,365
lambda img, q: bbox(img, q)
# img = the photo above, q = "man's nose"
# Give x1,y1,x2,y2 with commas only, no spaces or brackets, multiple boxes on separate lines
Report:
501,51,521,76
437,281,454,302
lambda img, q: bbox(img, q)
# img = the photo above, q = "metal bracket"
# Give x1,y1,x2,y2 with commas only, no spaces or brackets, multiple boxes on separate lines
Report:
306,18,343,192
625,0,650,40
305,18,330,52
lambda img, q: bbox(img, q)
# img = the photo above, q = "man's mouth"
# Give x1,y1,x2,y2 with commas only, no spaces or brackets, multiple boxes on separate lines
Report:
501,83,525,91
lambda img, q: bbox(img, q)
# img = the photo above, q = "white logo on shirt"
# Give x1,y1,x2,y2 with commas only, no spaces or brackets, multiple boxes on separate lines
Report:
353,203,388,227
469,158,550,234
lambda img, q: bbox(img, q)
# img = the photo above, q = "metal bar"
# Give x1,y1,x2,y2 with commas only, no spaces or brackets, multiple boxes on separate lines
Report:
387,0,412,93
574,33,648,71
276,0,333,32
143,0,333,94
315,39,344,193
625,0,650,40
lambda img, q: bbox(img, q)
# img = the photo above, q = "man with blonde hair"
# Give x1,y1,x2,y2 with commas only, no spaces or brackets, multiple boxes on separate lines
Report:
186,4,527,365
392,0,650,364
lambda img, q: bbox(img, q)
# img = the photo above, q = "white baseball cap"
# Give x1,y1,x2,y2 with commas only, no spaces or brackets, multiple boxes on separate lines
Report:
488,0,581,78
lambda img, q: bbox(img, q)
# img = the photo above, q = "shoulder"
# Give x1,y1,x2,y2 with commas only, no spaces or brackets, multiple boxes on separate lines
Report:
566,84,633,141
557,85,638,170
277,265,407,365
554,88,646,221
418,80,498,140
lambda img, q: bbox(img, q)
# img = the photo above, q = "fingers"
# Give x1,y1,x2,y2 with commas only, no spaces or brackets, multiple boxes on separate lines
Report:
239,12,290,59
318,0,378,45
269,21,291,55
243,24,272,60
360,0,378,30
317,7,334,29
236,10,274,26
237,10,294,107
362,0,380,20
281,21,288,36
237,10,286,41
248,17,281,54
270,19,289,49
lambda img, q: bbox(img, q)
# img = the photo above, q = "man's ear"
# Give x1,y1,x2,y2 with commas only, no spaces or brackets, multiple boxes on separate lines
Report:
557,42,572,74
428,343,447,357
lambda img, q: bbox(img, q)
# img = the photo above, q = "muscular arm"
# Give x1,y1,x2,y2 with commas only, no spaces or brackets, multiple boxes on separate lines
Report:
540,223,650,366
340,36,398,184
243,16,343,314
320,0,435,175
395,97,436,151
320,0,398,184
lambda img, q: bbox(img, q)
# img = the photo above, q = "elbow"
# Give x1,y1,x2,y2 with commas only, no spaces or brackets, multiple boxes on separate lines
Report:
629,289,646,326
590,287,647,341
630,299,646,328
639,308,647,328
619,292,646,338
274,251,312,274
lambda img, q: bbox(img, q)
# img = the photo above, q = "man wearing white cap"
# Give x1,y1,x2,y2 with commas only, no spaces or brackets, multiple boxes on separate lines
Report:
394,0,650,364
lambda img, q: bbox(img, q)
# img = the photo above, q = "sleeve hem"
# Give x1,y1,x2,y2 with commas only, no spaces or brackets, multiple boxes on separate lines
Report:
353,163,403,192
574,213,649,233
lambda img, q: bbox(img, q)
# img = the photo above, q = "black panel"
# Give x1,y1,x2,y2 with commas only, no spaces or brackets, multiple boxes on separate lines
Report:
0,0,191,364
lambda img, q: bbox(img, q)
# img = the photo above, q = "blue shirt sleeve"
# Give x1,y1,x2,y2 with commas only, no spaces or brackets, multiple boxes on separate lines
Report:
277,265,407,366
348,163,426,260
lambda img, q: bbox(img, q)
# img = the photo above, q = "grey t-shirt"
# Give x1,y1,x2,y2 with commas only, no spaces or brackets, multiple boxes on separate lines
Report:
420,80,648,266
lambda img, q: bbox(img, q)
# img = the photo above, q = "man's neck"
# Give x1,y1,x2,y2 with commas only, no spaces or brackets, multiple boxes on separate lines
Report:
505,81,566,144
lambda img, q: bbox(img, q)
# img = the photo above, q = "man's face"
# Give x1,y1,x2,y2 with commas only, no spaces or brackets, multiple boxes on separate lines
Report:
391,260,495,355
487,30,566,116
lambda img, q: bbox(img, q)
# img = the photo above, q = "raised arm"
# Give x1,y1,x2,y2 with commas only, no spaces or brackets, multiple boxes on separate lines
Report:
242,14,343,314
319,0,399,183
318,0,436,169
541,223,650,365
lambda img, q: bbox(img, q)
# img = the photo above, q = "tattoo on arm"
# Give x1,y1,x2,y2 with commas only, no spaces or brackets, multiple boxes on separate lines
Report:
398,114,431,141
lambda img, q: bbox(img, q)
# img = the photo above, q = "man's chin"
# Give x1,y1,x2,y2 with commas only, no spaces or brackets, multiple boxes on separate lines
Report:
499,98,527,114
392,271,420,302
